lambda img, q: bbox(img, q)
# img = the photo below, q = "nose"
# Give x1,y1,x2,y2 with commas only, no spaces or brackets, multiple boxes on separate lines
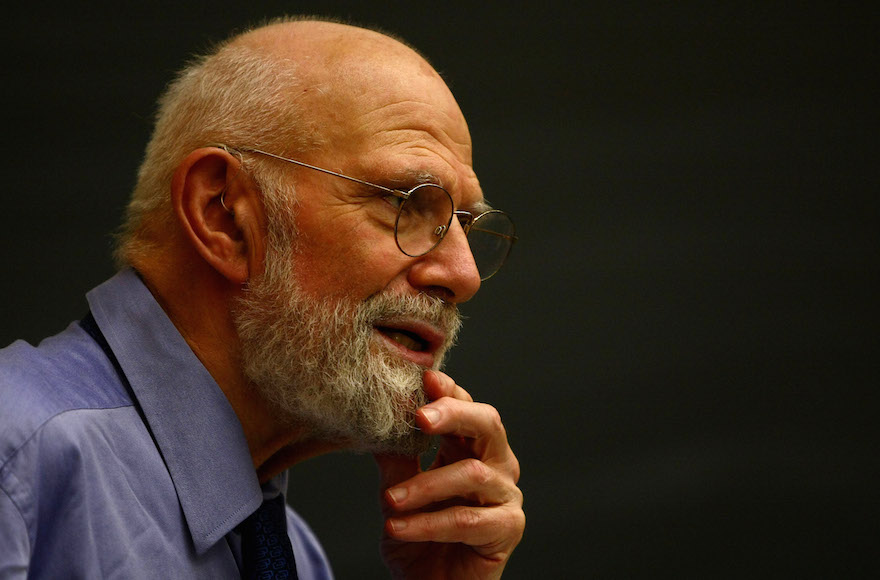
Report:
407,218,481,303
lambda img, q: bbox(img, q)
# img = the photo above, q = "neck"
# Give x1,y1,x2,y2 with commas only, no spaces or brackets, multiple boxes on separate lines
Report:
136,252,343,484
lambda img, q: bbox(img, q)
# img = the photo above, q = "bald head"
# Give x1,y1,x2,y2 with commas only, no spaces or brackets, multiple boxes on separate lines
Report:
234,19,429,68
229,19,468,160
115,17,474,270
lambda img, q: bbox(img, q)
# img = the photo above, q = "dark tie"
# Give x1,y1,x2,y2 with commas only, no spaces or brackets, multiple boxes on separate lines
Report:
241,495,298,580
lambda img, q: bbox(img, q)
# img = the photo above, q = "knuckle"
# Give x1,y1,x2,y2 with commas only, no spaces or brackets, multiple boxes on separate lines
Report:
481,404,504,433
507,456,522,483
509,507,526,541
452,507,483,530
461,458,493,486
500,479,524,507
495,505,525,538
513,485,524,507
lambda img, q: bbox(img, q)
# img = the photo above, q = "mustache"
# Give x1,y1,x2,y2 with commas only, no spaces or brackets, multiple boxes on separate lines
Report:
360,291,463,347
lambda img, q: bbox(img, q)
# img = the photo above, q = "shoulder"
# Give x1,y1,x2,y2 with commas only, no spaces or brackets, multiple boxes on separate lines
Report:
0,322,132,470
1,322,145,570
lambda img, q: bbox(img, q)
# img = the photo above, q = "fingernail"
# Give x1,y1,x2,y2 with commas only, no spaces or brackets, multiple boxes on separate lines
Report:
389,518,408,532
387,487,407,504
421,407,440,425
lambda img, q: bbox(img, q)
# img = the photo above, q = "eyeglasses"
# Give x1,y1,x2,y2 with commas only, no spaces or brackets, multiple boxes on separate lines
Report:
221,146,516,280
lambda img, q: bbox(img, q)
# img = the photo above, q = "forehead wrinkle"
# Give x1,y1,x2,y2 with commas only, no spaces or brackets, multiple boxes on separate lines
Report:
356,99,473,160
374,139,484,211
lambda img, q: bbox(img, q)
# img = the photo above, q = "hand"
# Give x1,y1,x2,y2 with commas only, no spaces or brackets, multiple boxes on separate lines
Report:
374,370,525,579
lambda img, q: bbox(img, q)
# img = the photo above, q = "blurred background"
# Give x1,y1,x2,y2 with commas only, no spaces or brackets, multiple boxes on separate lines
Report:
2,3,876,578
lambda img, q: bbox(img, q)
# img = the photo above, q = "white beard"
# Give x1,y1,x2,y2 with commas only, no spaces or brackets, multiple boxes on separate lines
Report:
232,245,462,456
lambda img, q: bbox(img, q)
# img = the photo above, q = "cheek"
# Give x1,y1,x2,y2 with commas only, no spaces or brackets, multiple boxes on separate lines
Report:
291,229,407,299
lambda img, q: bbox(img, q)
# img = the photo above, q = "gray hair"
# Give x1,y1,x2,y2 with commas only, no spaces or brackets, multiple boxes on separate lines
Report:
113,30,322,267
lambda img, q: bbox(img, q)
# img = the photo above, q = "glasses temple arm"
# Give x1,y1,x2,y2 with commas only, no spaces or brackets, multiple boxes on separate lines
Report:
237,147,407,198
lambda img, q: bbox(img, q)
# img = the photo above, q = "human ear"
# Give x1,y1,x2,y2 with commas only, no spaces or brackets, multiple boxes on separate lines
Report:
170,147,265,284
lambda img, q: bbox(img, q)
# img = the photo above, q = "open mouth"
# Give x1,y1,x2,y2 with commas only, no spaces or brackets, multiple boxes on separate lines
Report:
375,326,429,352
373,319,445,367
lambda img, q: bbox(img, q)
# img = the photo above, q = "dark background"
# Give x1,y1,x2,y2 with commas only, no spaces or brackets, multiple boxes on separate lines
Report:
2,3,876,578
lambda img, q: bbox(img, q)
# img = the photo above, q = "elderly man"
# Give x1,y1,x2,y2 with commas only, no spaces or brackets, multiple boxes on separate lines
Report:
0,16,523,580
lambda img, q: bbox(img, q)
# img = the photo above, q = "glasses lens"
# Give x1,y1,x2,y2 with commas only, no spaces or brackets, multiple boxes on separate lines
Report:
466,210,516,280
395,184,454,257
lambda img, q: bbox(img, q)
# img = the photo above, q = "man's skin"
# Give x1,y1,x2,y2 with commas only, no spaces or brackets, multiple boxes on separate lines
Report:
132,20,524,578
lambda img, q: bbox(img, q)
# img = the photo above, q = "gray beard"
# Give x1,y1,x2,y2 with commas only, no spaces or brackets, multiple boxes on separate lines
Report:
232,252,462,456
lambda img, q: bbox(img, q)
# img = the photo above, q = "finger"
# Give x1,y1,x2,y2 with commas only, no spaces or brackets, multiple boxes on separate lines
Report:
384,458,522,512
423,370,473,403
415,398,513,464
385,503,526,558
416,398,520,483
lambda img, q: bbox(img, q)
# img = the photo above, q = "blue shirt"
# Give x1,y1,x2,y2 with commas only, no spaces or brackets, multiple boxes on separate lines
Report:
0,269,334,579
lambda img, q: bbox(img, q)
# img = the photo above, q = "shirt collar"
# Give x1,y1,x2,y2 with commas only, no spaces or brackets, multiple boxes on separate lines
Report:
87,268,267,555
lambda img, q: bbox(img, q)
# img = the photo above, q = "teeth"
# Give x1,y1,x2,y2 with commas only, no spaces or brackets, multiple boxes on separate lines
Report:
384,330,424,351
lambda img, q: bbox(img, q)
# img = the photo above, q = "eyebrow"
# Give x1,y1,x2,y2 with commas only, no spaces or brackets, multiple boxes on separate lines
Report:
387,168,443,189
470,199,493,213
389,168,491,213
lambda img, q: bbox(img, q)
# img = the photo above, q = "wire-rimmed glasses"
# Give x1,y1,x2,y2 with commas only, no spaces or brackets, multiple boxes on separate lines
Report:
220,145,516,280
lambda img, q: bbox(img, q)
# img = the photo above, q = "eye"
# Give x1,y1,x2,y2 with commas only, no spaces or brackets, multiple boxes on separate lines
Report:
382,192,405,211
